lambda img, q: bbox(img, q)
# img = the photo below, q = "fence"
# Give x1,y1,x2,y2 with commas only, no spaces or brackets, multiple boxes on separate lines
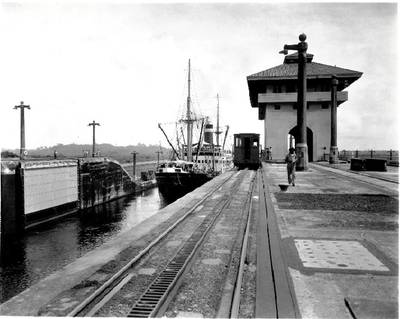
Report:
338,150,399,166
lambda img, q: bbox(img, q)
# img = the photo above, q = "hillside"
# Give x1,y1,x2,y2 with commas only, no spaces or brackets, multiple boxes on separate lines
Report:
2,143,172,163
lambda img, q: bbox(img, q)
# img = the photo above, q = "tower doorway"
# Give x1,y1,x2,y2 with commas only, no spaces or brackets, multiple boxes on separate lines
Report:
288,126,314,162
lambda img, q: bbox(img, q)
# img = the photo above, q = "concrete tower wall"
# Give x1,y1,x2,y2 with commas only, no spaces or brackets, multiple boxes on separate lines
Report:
264,103,331,161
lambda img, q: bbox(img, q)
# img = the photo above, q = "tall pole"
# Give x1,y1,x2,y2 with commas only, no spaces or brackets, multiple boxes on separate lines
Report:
215,94,222,147
14,101,30,160
156,149,163,167
280,33,308,170
186,59,193,162
296,34,308,170
88,120,100,157
131,151,137,179
329,75,339,164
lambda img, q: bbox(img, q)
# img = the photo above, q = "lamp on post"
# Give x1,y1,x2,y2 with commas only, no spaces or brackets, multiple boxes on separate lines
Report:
88,120,100,157
14,101,30,160
131,151,137,180
279,33,308,170
156,149,163,168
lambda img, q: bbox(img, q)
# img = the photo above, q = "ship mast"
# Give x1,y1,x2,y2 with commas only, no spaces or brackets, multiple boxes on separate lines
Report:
186,59,193,162
215,94,223,147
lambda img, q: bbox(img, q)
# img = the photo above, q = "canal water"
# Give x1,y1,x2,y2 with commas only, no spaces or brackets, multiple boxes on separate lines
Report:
0,187,171,304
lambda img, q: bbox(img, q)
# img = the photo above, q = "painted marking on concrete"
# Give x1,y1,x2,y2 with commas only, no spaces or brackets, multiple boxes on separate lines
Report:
177,311,204,318
138,268,156,275
214,249,231,254
166,240,182,247
294,239,389,272
201,258,222,265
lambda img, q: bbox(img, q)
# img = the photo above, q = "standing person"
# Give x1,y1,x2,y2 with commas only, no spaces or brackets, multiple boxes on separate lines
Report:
285,147,297,186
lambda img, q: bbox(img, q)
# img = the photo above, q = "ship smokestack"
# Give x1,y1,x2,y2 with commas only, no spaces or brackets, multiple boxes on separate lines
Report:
204,117,214,145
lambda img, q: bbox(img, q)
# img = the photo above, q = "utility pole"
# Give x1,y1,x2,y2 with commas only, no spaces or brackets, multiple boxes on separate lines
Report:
280,33,308,170
88,120,100,157
156,149,163,167
131,151,137,180
14,101,30,160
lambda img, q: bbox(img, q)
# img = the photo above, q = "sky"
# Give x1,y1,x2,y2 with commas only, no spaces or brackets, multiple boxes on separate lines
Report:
0,1,398,151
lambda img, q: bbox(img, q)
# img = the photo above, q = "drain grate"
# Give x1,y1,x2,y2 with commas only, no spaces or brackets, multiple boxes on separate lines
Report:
128,214,217,317
294,239,389,272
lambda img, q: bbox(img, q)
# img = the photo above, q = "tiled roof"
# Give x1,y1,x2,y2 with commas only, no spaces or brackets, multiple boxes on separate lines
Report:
247,62,362,80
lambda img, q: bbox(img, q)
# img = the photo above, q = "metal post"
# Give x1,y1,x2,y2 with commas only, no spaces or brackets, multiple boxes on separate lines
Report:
329,75,339,164
14,101,30,160
186,59,193,162
156,149,163,168
280,34,308,170
88,120,100,157
296,35,308,170
131,151,137,180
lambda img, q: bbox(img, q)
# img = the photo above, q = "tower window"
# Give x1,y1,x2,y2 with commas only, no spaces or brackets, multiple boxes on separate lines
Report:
274,105,281,110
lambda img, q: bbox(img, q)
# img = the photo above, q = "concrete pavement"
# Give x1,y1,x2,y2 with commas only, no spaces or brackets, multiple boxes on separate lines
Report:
262,162,398,319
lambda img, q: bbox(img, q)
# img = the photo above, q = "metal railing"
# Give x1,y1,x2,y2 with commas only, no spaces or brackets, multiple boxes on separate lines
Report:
338,150,399,165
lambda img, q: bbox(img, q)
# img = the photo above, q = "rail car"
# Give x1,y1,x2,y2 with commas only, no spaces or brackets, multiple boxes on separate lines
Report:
233,133,260,170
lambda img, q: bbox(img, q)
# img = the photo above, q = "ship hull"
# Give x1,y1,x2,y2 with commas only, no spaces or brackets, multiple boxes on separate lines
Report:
155,172,212,200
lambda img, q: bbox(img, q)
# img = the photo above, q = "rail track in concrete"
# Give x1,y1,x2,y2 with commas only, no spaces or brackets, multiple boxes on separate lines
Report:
64,169,259,317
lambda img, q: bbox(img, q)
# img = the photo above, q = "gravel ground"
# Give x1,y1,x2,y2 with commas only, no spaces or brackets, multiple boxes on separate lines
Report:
164,171,255,318
274,193,398,231
275,193,398,215
95,206,211,317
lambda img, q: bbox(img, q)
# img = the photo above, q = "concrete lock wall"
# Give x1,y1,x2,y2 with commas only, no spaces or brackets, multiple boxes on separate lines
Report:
22,161,78,215
1,167,24,236
78,159,135,210
264,103,330,161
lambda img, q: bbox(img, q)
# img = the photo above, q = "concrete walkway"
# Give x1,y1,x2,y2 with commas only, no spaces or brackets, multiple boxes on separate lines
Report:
262,162,398,319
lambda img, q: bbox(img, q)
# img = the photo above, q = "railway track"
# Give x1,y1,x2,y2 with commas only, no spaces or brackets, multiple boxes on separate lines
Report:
63,169,258,317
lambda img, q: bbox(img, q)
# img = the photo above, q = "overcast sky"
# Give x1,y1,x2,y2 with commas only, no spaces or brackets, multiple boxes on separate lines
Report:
0,2,397,151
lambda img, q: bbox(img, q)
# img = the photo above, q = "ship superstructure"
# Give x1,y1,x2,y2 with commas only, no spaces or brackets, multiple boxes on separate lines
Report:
156,59,231,200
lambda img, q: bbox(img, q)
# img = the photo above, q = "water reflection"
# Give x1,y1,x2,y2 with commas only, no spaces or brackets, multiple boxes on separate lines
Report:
0,187,170,303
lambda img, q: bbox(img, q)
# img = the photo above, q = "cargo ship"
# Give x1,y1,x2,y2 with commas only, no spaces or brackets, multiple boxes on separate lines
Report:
156,59,231,200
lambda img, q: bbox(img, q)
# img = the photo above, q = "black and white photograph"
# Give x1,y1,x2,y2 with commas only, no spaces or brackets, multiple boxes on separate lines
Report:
0,1,398,318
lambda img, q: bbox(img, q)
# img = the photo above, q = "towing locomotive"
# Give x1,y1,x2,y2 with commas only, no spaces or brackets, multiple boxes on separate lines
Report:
233,133,260,170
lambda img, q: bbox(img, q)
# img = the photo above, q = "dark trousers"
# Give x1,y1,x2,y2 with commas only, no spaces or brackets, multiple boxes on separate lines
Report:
287,164,296,184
